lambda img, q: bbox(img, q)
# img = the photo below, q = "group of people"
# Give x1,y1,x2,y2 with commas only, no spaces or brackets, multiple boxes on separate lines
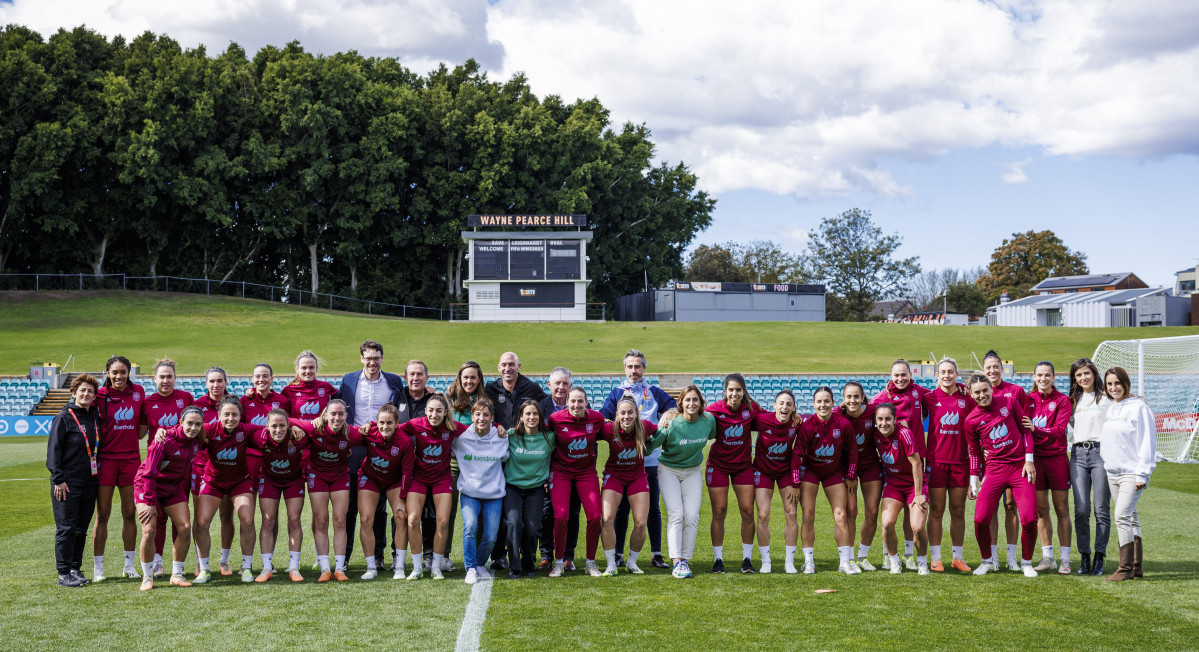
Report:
47,343,1158,589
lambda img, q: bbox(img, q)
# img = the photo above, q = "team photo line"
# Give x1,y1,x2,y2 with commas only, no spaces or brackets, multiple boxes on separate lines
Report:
45,341,1157,590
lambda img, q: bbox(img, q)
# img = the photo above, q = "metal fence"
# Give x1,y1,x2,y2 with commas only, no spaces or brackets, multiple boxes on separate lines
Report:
0,273,447,320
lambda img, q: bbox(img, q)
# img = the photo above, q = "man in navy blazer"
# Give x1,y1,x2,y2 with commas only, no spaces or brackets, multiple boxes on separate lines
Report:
338,339,406,568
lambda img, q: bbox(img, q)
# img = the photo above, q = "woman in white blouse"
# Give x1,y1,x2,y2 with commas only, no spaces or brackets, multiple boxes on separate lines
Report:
1099,367,1156,582
1068,358,1111,575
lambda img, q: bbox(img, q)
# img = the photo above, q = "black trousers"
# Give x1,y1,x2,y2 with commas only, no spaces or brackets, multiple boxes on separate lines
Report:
52,483,97,575
614,465,662,556
422,469,459,556
504,484,545,573
540,484,581,560
345,446,388,564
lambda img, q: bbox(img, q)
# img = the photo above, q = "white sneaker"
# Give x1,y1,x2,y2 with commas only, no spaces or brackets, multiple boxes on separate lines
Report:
784,562,797,574
889,557,902,574
1007,558,1021,572
803,561,816,574
838,561,857,575
904,555,917,571
124,565,141,579
406,567,423,581
361,569,378,580
1033,557,1057,572
393,567,405,580
151,560,165,577
476,566,492,580
585,560,602,577
917,562,930,576
465,568,477,585
973,561,996,576
549,562,564,578
602,565,618,577
1022,564,1038,578
857,558,876,572
431,565,445,580
93,565,106,582
760,559,772,574
626,561,643,575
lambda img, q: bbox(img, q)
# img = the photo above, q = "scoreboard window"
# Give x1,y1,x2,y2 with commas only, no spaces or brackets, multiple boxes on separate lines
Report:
509,240,547,280
546,240,581,280
473,240,509,280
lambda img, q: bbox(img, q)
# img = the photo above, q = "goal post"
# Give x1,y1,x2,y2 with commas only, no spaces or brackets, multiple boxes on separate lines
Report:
1092,334,1199,463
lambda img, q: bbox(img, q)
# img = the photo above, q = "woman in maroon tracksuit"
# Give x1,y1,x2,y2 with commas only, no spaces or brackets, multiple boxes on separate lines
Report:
1024,361,1073,574
546,387,607,578
356,404,414,580
598,397,659,575
400,394,469,580
751,390,802,574
253,409,308,583
141,359,194,576
792,386,857,574
135,406,204,590
93,355,147,581
704,373,761,574
291,399,363,582
838,381,883,571
193,397,257,583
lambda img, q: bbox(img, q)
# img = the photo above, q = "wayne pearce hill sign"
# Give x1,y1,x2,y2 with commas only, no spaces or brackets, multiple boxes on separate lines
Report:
468,214,587,227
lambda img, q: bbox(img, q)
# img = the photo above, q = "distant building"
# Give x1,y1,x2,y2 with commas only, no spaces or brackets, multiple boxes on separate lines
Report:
1030,272,1148,295
893,311,969,326
615,282,826,322
869,299,917,321
989,287,1189,327
1176,265,1197,297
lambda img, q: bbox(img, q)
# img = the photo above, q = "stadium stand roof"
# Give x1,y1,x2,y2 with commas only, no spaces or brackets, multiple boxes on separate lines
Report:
1030,272,1146,293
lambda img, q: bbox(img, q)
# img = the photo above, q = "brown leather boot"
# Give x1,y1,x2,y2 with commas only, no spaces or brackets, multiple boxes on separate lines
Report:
1106,543,1134,581
1133,536,1143,579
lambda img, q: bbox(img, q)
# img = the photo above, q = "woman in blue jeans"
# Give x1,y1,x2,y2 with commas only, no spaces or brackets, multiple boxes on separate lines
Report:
453,399,510,584
1068,358,1112,575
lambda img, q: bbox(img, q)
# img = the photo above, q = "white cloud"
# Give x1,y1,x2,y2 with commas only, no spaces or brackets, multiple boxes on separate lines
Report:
1002,159,1032,184
779,226,810,252
4,0,1198,198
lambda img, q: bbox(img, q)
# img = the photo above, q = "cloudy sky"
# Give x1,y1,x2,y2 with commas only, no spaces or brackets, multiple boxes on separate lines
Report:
5,0,1198,286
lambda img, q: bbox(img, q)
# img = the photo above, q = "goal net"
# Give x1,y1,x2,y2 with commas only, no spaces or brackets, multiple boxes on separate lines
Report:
1092,334,1199,463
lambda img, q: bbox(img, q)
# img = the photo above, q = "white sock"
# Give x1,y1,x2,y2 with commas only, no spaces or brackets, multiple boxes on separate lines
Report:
604,549,616,567
241,555,252,570
394,550,407,571
172,561,185,575
759,546,770,561
1007,544,1018,563
261,553,273,572
153,553,163,565
94,555,104,572
1021,559,1032,568
1042,545,1053,560
742,543,753,559
889,554,900,566
838,546,852,565
952,545,964,561
713,545,723,561
627,550,640,565
917,554,927,564
141,561,154,577
930,545,942,562
1061,546,1071,562
289,551,301,570
432,553,444,571
199,557,210,573
220,548,231,565
990,544,998,562
318,555,330,572
904,540,914,555
803,548,814,564
335,555,346,571
124,551,137,567
366,556,377,570
857,544,871,560
785,545,796,564
555,558,564,565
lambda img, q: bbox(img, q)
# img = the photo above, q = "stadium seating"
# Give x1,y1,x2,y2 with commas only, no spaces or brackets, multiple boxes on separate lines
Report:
0,379,49,416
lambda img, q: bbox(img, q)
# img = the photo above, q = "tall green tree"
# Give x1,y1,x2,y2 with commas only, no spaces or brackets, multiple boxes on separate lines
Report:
803,208,921,322
976,230,1088,301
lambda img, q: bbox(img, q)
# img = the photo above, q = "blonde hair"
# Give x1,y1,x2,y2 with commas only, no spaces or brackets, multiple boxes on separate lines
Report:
291,350,321,385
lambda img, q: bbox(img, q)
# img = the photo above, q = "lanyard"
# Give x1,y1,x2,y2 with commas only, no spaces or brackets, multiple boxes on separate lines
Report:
67,409,97,459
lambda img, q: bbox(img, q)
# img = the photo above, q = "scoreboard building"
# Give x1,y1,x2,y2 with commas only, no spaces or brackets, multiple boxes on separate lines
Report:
461,214,593,322
615,282,827,322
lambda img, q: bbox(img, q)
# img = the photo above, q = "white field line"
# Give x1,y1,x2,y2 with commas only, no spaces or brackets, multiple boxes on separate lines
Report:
454,579,493,652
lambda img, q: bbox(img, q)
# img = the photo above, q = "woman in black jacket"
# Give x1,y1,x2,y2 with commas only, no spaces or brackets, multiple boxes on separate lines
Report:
47,374,102,587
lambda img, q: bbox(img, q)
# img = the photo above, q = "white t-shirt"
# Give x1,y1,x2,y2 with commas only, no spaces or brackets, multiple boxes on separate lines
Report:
1071,392,1111,443
353,374,391,427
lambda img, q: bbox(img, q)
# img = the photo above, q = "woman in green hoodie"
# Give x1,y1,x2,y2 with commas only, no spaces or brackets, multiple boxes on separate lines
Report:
503,400,556,578
653,385,718,579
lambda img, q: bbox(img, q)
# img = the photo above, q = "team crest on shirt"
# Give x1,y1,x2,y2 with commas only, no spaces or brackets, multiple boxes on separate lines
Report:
910,390,917,398
391,447,400,456
339,441,347,449
1000,407,1009,417
176,399,184,408
1048,402,1057,411
318,388,326,397
586,424,595,433
288,445,296,455
235,432,244,442
788,428,796,436
498,395,506,403
398,404,407,411
441,433,449,441
741,410,750,418
272,402,280,409
134,392,141,401
833,429,841,439
865,420,873,429
958,399,966,409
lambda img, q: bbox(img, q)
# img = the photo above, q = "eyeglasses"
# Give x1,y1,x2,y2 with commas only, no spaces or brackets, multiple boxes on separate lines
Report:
362,357,383,363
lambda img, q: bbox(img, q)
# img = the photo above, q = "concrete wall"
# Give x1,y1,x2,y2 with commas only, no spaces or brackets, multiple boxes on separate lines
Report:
672,291,825,322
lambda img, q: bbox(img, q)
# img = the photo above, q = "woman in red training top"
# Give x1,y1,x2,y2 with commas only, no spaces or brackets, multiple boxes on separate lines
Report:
705,373,761,575
192,397,258,584
873,403,930,575
920,358,975,573
401,394,469,580
291,399,362,582
751,390,802,574
983,350,1025,571
282,350,337,419
838,381,882,572
546,387,607,578
93,355,147,582
793,386,857,575
253,409,308,583
1024,361,1073,574
242,363,290,493
598,396,659,576
356,403,414,580
870,359,926,567
135,406,205,590
965,374,1039,577
192,366,239,575
141,358,194,577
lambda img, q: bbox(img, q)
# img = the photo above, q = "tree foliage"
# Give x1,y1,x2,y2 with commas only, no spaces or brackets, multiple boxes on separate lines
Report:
0,25,713,309
685,240,804,284
944,281,988,319
803,208,921,322
975,230,1088,302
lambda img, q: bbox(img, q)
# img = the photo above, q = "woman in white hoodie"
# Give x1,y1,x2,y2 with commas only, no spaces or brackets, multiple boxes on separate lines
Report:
453,399,509,585
1099,367,1156,582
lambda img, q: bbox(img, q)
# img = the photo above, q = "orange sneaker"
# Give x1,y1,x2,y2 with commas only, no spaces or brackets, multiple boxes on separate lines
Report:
255,569,273,583
139,577,154,592
289,570,304,582
169,575,193,587
333,571,349,582
951,559,972,572
930,560,945,572
317,571,333,583
219,562,233,576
